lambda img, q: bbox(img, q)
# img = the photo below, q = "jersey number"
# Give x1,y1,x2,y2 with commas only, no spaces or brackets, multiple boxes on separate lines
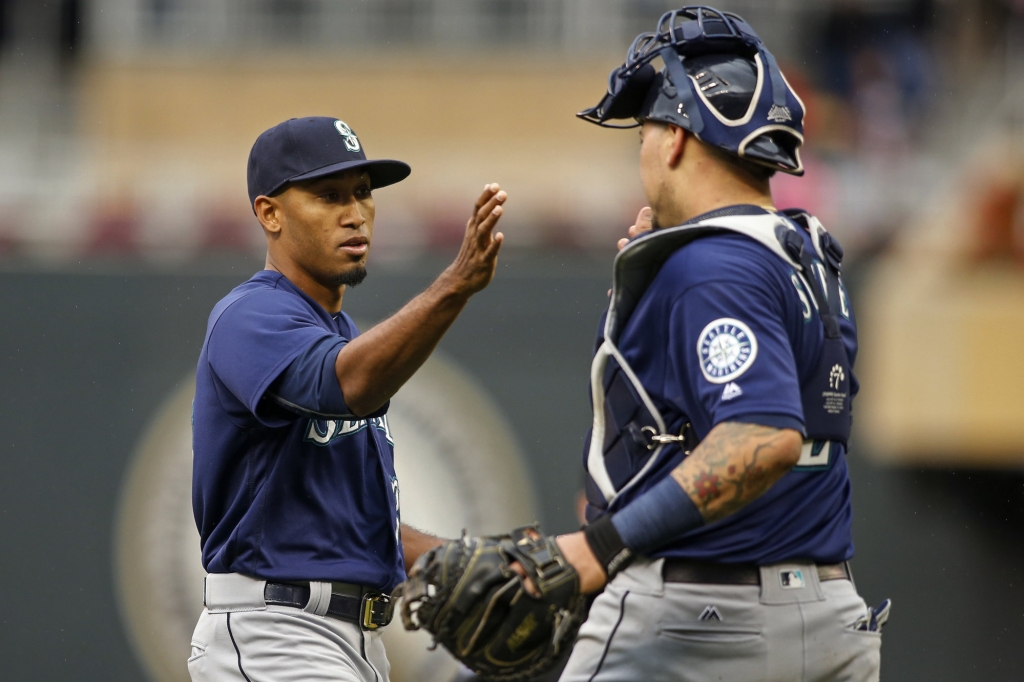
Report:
795,440,832,470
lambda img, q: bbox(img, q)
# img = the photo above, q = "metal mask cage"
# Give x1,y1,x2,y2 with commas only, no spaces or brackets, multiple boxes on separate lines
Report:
579,6,764,127
626,6,758,70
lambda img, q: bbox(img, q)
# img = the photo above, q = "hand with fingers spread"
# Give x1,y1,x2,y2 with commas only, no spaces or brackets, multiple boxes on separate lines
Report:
326,183,509,417
617,206,654,250
443,183,507,295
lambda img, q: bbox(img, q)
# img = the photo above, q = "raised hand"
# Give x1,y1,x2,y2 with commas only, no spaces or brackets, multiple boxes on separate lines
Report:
445,183,507,295
331,184,507,416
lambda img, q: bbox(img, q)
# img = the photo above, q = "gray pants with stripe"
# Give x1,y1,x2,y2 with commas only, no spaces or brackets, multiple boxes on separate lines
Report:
560,558,882,682
188,574,390,682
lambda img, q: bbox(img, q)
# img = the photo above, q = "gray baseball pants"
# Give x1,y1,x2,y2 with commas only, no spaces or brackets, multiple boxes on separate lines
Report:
560,558,882,682
188,573,390,682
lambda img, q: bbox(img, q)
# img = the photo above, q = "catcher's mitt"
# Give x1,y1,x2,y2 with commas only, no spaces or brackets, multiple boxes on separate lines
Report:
397,526,586,681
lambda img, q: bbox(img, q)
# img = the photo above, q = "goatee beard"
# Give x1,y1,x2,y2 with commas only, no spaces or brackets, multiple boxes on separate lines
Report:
335,266,368,288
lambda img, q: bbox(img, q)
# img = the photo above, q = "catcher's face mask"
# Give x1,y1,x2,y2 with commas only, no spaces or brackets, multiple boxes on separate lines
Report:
578,6,806,175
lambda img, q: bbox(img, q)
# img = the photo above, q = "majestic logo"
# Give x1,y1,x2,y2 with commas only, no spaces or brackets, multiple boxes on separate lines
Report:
304,415,392,446
767,104,792,123
697,318,759,384
698,605,723,621
828,364,845,390
334,120,361,152
721,382,743,401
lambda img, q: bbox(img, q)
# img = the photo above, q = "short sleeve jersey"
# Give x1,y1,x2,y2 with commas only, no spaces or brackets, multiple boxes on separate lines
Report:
192,271,404,591
600,206,858,565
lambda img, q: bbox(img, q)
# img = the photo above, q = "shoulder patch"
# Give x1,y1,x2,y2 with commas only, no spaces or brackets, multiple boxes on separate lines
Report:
697,318,758,384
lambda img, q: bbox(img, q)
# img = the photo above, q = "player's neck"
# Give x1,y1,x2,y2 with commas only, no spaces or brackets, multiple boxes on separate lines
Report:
662,155,774,227
677,191,775,225
264,255,345,314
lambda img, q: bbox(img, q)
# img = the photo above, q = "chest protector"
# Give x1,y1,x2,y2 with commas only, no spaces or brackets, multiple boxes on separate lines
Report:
585,209,852,516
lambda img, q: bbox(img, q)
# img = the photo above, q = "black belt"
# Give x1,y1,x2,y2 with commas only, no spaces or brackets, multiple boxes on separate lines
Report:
663,560,851,585
263,582,394,630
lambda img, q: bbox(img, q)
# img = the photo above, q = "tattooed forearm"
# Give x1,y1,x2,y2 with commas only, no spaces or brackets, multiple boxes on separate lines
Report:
670,422,802,523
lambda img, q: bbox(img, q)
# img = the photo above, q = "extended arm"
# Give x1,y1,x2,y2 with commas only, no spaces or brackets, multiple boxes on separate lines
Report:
558,421,802,593
337,186,506,416
401,524,446,572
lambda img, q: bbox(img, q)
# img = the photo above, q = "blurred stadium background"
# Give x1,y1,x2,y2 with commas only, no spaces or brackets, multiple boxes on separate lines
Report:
1,0,1024,679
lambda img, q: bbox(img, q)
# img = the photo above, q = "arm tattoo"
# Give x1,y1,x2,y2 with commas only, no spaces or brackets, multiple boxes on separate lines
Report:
670,422,799,524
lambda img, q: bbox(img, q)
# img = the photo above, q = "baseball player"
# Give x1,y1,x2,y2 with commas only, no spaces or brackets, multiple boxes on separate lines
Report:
188,116,506,682
547,8,889,681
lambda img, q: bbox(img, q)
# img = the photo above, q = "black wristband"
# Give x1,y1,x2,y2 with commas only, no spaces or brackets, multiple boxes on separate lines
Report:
584,514,636,580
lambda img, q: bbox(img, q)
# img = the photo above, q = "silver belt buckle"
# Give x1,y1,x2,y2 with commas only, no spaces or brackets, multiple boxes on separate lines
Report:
360,592,393,630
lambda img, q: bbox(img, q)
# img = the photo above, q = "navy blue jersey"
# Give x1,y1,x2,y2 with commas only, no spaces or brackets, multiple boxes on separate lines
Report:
596,212,858,565
192,271,404,591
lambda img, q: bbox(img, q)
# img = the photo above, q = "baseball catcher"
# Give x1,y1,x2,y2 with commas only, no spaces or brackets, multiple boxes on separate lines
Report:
402,5,890,682
399,526,586,681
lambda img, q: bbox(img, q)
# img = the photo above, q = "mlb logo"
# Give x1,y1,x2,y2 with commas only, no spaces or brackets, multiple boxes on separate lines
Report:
779,569,805,589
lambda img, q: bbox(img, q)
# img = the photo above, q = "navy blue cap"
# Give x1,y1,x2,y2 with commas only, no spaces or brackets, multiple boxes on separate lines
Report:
246,117,411,208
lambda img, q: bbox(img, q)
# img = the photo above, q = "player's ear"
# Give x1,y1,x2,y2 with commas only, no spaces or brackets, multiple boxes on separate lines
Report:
254,195,283,236
666,125,686,168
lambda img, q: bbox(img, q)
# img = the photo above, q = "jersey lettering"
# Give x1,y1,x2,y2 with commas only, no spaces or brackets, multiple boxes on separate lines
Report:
304,415,393,447
813,262,829,301
795,439,832,470
391,475,401,543
790,273,812,321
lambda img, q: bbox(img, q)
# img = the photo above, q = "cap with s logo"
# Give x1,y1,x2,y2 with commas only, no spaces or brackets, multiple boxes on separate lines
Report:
246,116,411,209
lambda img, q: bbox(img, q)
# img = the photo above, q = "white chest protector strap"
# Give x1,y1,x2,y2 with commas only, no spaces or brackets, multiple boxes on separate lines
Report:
587,212,826,505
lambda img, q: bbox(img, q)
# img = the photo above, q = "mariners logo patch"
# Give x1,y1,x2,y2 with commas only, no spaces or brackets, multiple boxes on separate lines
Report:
697,318,758,384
